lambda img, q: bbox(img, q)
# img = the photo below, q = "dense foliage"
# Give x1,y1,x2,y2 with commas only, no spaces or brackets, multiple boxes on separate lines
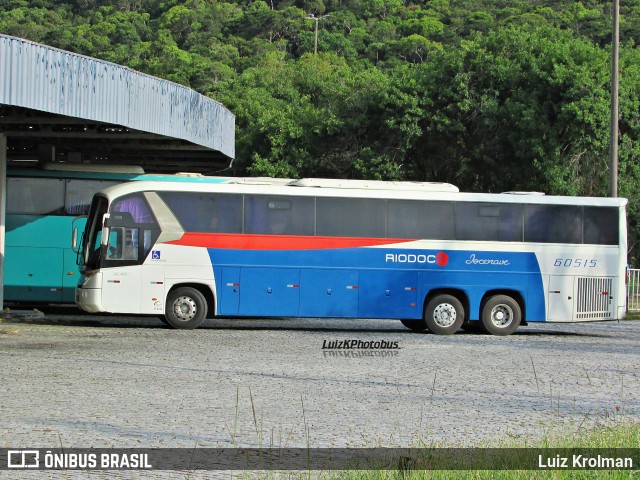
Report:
2,0,640,259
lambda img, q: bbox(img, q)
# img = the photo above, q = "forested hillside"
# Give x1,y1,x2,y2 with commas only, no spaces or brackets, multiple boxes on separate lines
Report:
2,1,640,257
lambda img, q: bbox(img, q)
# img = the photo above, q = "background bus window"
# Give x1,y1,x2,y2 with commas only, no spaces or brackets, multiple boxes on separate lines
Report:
584,207,619,245
524,205,582,244
456,203,523,242
7,177,65,215
66,179,119,215
244,195,314,235
316,197,385,238
159,192,242,233
387,200,454,239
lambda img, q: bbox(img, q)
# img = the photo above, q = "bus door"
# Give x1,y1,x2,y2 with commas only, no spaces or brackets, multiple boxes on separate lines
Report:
63,216,88,302
62,248,80,302
140,262,166,315
101,214,142,313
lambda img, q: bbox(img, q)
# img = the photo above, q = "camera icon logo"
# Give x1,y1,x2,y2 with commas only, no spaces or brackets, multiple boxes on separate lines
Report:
7,450,40,468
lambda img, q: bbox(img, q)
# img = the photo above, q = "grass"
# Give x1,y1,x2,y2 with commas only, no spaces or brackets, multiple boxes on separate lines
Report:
219,392,638,479
624,311,640,320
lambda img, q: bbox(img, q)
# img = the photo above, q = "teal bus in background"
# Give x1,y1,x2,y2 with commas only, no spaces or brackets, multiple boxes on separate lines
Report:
5,164,230,303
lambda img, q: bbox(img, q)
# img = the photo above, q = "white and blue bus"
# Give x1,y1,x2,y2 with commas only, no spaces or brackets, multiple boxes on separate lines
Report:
5,164,229,303
76,178,628,335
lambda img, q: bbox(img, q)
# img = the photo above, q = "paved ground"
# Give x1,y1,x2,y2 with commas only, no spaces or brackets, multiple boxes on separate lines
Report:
1,310,639,476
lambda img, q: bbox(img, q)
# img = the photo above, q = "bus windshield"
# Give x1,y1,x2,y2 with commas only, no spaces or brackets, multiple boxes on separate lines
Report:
83,196,109,271
82,193,160,272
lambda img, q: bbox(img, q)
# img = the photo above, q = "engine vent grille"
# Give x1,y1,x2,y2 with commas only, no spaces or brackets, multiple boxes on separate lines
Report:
576,277,613,320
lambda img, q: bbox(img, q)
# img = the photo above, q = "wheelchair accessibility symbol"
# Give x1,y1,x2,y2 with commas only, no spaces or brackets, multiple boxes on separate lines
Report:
152,251,161,260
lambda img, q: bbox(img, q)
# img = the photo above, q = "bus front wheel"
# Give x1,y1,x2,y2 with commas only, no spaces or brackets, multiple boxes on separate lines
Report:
165,287,208,330
481,295,521,336
424,294,464,335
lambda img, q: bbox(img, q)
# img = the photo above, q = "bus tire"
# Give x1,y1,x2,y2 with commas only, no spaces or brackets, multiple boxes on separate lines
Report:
424,294,464,335
481,295,521,336
165,287,208,330
400,319,426,332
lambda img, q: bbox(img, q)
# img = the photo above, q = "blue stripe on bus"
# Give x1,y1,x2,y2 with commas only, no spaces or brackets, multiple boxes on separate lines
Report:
208,247,546,322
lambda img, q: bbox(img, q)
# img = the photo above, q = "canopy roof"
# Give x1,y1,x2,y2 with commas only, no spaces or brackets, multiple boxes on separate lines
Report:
0,34,235,174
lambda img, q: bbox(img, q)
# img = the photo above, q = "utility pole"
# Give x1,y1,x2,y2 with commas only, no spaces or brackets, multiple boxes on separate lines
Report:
609,0,620,197
306,14,329,54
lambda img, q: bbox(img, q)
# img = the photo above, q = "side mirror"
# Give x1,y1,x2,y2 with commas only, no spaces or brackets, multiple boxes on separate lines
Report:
72,227,79,251
71,215,87,254
100,213,111,246
101,226,110,246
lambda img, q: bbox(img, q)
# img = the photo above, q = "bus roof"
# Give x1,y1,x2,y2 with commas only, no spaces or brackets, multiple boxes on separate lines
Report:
287,178,459,192
93,178,629,208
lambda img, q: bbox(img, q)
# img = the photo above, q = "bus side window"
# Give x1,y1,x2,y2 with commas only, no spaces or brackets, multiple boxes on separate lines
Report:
525,205,582,244
584,207,618,245
244,195,314,235
107,227,139,261
66,179,119,215
107,228,123,260
455,203,523,242
7,177,65,215
158,192,243,233
387,200,454,239
317,198,385,238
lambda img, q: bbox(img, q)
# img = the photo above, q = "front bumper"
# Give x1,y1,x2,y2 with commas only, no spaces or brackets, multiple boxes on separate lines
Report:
75,286,103,313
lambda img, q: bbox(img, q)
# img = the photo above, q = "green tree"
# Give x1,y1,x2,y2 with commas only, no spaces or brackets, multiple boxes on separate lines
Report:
400,25,613,196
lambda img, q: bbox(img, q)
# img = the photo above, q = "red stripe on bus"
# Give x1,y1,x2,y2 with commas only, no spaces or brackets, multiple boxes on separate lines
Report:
166,233,413,251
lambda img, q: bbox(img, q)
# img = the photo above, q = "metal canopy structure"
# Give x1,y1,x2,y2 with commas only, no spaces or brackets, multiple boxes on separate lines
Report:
0,34,235,173
1,105,234,173
0,34,236,307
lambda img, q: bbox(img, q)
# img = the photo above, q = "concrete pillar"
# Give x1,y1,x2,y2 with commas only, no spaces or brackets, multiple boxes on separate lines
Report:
0,134,6,308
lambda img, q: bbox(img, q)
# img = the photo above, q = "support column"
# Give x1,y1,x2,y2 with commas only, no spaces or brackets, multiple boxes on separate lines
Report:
609,0,620,197
0,134,6,308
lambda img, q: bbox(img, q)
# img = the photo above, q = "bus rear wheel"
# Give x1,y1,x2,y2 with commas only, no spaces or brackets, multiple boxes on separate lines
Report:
165,287,208,330
424,294,464,335
481,295,521,336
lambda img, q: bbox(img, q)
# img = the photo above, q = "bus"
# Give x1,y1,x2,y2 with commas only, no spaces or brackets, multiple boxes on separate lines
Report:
5,164,229,303
75,179,628,335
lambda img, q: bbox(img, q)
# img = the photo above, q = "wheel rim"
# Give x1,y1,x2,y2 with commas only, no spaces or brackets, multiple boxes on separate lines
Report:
433,303,457,328
489,304,514,328
173,296,197,321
